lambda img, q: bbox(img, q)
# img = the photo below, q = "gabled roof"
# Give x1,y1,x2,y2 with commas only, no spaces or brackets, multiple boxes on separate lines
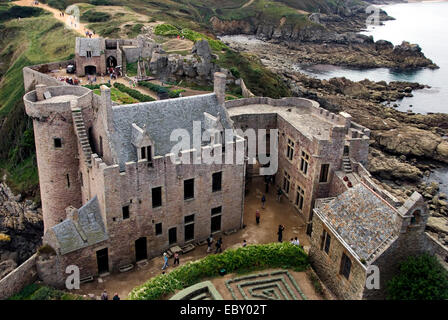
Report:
316,183,400,260
51,196,108,255
111,93,233,170
75,37,103,57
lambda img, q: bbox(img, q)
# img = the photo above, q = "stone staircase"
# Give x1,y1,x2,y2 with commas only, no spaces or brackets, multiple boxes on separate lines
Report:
71,107,92,167
342,156,352,173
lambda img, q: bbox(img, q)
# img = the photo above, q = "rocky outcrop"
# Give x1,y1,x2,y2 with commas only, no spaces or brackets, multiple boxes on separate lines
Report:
149,40,221,82
0,182,43,280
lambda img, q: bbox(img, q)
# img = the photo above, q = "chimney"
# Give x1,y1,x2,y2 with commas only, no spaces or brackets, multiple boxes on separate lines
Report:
35,84,47,101
214,72,226,105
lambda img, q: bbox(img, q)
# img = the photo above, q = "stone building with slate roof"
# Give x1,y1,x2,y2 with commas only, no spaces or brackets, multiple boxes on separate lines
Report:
20,48,441,297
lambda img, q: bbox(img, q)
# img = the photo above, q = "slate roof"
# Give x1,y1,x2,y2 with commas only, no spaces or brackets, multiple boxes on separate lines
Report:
111,93,233,170
316,183,399,260
75,37,103,57
52,196,108,255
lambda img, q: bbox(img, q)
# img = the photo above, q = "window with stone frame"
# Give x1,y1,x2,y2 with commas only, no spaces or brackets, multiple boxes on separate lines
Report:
286,137,295,162
211,206,222,233
212,171,222,192
184,178,194,200
283,170,291,194
54,138,62,148
155,223,162,235
340,252,352,279
152,186,162,208
320,229,331,254
300,150,310,175
295,185,305,211
86,51,92,58
319,163,330,183
122,205,130,220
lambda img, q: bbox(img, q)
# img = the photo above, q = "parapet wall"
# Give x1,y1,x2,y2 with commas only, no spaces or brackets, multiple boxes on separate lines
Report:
0,254,37,300
23,60,74,92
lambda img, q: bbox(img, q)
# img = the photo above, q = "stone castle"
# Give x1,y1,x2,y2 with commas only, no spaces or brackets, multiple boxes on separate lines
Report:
19,37,447,300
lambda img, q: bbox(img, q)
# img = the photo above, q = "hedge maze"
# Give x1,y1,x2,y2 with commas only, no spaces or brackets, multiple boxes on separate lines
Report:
225,270,307,300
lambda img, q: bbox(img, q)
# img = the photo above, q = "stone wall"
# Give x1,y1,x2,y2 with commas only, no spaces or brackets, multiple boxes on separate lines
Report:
0,254,37,300
23,61,73,93
309,215,367,300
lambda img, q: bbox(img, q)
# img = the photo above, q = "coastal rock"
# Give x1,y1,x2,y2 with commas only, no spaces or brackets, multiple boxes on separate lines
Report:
0,259,17,280
426,217,448,235
368,148,422,181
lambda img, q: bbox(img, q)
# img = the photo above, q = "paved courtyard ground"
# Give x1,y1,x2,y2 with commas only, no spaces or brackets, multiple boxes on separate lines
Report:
74,177,310,299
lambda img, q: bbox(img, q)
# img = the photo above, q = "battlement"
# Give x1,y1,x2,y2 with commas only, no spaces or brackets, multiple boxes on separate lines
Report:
24,85,92,119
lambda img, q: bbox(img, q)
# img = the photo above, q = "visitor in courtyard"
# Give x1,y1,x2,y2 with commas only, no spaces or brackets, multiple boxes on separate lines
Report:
173,252,180,266
290,238,294,244
243,239,247,247
215,237,223,253
261,194,266,208
277,187,282,202
294,237,300,246
255,209,260,225
277,225,285,242
207,234,213,253
101,289,108,300
112,293,120,300
162,252,169,270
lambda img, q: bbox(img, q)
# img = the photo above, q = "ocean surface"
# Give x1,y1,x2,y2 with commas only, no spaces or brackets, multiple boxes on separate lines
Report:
297,1,448,115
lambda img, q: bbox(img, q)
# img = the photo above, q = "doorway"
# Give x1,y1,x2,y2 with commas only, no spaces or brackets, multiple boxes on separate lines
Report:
168,227,177,245
106,56,117,68
85,65,97,75
96,248,109,274
135,237,147,261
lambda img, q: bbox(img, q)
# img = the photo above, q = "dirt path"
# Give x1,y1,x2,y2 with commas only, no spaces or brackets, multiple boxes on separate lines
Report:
13,0,98,38
242,0,256,8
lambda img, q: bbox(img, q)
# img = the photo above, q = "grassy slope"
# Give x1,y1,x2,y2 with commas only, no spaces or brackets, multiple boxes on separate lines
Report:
0,5,77,197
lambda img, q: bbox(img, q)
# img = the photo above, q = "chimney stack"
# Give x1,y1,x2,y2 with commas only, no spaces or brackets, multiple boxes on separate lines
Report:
214,72,226,105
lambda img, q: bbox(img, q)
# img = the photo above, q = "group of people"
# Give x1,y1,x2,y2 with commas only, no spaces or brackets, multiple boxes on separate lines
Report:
108,67,121,80
206,235,223,254
57,76,80,85
100,290,120,300
85,30,95,38
161,251,180,271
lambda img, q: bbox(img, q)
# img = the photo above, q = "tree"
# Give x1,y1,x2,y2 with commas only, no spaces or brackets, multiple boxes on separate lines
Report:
386,254,448,300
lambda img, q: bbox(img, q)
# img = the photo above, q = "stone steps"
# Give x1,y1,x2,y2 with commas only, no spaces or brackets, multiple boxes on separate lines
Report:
71,107,93,167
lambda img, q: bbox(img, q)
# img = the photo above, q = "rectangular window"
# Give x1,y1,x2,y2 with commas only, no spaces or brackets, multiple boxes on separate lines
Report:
122,205,130,220
340,253,352,279
99,136,103,157
66,174,70,188
80,172,83,187
54,138,62,148
283,171,290,194
184,214,195,242
295,185,305,211
211,206,222,233
152,187,162,208
211,206,222,216
319,164,330,183
286,138,294,161
141,147,146,159
320,229,331,254
184,214,195,224
212,172,222,192
300,151,310,175
155,223,162,235
86,51,92,58
184,178,194,200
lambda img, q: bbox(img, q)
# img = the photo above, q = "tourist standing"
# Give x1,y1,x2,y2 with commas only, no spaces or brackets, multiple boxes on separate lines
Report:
101,289,108,300
173,252,180,266
207,234,213,253
215,237,223,253
112,293,120,300
261,194,266,209
242,240,247,247
277,187,282,202
277,225,285,242
162,252,169,270
255,209,260,225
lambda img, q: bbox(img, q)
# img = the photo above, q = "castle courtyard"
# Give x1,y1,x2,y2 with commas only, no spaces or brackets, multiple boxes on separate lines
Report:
74,177,310,299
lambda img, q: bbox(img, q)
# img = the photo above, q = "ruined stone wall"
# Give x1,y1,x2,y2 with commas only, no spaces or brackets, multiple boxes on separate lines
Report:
0,254,37,300
309,215,367,300
23,63,72,93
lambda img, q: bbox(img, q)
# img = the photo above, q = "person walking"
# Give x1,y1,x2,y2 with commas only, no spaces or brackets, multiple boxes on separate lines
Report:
255,209,260,225
294,237,300,246
277,187,282,202
162,252,169,270
215,237,223,253
112,293,120,300
277,225,285,242
173,252,180,266
101,289,108,300
207,234,213,253
261,194,266,209
242,239,247,247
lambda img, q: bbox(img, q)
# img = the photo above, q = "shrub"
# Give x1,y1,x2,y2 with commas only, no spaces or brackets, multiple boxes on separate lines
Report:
139,81,184,98
82,10,111,23
129,242,309,300
8,284,40,300
386,253,448,300
47,0,67,11
0,6,45,22
82,83,111,90
113,83,155,102
230,67,240,79
37,244,56,256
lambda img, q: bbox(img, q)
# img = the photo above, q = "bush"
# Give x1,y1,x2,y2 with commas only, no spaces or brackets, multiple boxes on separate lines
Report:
8,284,40,300
139,81,184,98
37,244,56,256
129,243,309,300
230,67,240,79
386,253,448,300
82,10,111,23
113,83,155,102
82,83,111,90
0,5,45,22
47,0,67,11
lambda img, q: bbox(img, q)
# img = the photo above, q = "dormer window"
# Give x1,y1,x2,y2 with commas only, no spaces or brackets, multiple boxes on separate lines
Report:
141,146,152,163
86,51,92,58
411,210,422,224
132,123,154,166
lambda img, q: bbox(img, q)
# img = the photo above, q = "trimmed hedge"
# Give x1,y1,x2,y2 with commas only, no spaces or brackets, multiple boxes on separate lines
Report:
82,83,111,90
138,81,185,98
129,242,309,300
113,83,155,102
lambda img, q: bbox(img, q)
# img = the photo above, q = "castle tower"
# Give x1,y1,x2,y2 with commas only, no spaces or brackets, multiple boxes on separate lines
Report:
23,84,89,231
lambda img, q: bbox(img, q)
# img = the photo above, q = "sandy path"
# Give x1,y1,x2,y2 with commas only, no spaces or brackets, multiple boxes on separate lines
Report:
13,0,98,38
242,0,255,8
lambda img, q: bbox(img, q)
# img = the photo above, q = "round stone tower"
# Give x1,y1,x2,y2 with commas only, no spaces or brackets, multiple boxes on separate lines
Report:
24,84,91,231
